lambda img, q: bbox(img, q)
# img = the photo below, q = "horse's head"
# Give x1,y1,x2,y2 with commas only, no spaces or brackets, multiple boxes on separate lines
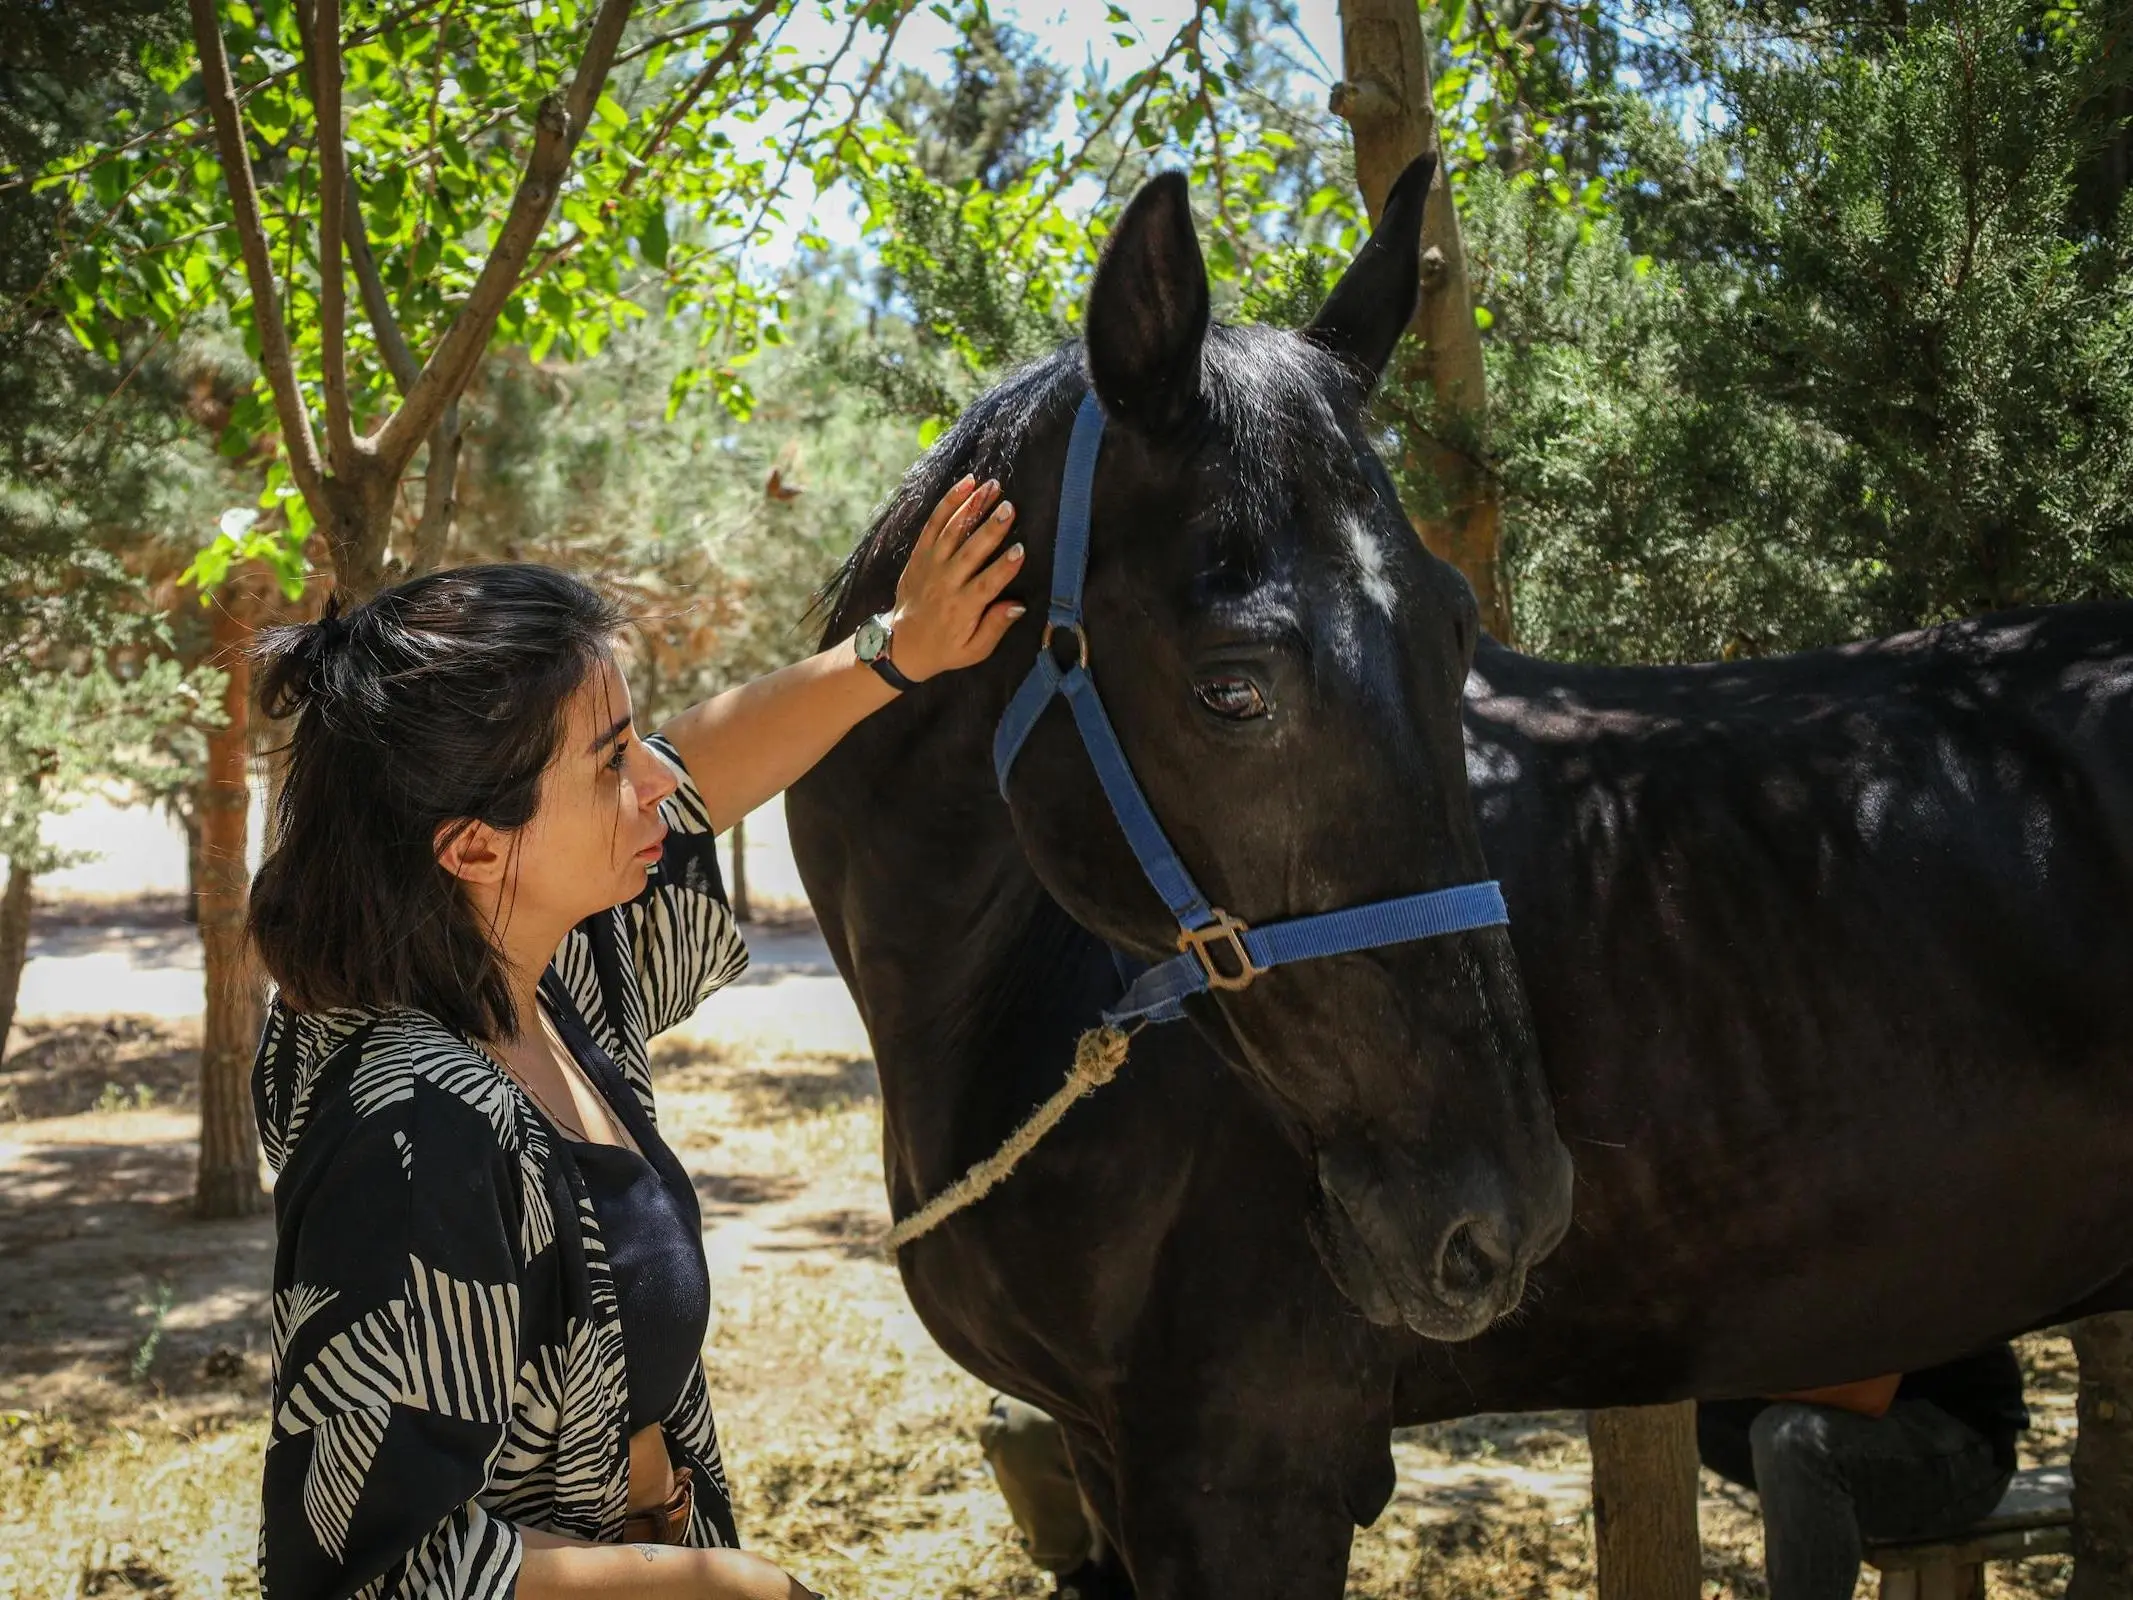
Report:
970,162,1571,1339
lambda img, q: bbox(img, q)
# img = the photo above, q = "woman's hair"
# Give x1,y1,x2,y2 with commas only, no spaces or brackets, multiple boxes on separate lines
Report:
248,562,626,1041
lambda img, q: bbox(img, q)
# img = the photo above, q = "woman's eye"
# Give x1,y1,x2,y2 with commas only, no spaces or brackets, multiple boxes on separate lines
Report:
1193,676,1270,721
607,740,630,772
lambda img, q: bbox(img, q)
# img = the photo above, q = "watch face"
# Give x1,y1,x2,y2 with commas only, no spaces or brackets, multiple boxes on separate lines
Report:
855,616,888,662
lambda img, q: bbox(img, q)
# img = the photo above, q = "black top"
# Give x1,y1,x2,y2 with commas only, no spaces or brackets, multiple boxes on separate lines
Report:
567,1134,711,1432
542,966,714,1437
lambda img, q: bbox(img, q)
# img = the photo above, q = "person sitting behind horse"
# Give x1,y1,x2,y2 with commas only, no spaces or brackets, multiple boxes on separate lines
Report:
1696,1345,2031,1600
979,1347,2028,1600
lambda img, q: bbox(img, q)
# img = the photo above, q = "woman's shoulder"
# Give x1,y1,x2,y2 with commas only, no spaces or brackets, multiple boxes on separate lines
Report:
256,998,539,1176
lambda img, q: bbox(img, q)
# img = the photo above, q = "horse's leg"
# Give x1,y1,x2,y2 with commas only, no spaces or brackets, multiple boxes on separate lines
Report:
1095,1390,1391,1600
1104,1449,1362,1600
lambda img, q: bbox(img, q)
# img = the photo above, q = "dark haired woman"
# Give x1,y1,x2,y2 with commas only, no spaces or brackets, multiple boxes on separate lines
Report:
249,479,1020,1600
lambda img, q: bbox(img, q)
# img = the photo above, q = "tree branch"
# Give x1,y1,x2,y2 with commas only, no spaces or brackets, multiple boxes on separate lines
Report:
409,398,460,574
347,177,458,572
187,0,328,521
304,0,358,469
370,0,638,474
344,180,420,392
613,8,760,69
526,0,778,287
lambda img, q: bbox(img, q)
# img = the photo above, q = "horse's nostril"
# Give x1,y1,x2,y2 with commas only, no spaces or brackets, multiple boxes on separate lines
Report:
1436,1218,1506,1300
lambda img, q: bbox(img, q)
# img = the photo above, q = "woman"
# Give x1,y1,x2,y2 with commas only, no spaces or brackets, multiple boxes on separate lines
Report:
248,477,1020,1600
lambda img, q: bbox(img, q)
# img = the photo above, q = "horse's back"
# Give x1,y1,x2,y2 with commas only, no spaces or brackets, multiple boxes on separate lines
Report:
1422,604,2133,1415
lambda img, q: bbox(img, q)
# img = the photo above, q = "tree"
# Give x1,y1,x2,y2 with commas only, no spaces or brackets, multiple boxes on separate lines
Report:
0,0,195,684
42,0,922,604
1463,0,2133,663
0,661,201,1057
882,16,1065,191
842,1,1368,431
1337,0,1510,640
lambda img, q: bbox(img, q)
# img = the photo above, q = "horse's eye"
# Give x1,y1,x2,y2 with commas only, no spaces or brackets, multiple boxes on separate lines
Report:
1193,675,1270,721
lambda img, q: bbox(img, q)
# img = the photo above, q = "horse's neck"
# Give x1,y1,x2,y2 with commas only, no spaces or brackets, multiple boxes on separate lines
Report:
802,677,1117,1204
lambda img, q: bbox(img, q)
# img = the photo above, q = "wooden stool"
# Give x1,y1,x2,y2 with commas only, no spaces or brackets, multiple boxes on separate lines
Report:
1864,1465,2073,1599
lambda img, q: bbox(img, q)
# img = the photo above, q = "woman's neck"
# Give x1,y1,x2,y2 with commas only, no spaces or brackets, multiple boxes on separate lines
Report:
467,892,573,1051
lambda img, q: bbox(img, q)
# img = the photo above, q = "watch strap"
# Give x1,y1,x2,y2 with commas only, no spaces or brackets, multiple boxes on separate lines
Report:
868,652,921,694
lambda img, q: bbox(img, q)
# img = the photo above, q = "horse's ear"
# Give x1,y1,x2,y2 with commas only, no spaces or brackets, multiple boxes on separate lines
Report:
1303,154,1436,385
1085,170,1209,433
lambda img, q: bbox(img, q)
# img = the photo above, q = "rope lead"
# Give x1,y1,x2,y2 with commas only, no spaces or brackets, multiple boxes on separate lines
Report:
881,1024,1133,1253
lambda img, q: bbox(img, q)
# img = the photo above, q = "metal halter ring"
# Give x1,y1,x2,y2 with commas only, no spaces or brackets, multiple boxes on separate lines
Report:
1041,620,1090,671
1178,909,1263,991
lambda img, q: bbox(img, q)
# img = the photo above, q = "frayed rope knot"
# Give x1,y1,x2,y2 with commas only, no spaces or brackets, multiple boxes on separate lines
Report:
881,1024,1134,1253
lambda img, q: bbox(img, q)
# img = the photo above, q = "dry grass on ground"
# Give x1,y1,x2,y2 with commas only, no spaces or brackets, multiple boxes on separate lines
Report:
0,1017,2084,1600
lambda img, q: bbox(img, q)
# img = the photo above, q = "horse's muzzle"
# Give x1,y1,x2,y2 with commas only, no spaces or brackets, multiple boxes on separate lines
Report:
1311,1138,1573,1341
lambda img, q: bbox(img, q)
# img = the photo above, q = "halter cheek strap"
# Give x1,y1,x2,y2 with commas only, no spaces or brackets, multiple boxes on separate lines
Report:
992,391,1510,1028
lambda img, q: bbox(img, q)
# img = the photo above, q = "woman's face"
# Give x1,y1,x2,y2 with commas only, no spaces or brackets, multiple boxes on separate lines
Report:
493,652,677,935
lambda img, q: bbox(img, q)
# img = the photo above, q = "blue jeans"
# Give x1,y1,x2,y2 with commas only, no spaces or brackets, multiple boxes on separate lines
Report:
1698,1399,2011,1600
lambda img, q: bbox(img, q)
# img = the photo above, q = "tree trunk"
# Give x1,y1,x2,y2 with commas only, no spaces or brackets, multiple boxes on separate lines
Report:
1589,1402,1703,1600
2071,1313,2133,1599
1334,0,1512,644
729,814,751,923
195,589,266,1220
0,857,33,1063
178,797,202,923
323,468,400,604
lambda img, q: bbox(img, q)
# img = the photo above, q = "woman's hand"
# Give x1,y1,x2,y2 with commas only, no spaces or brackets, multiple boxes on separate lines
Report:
881,476,1025,682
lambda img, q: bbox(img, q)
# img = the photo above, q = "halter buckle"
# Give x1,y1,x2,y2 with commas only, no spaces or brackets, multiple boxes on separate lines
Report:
1179,909,1262,991
1041,620,1090,671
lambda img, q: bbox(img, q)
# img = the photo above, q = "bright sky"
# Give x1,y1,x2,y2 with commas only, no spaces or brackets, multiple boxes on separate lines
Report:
739,0,1349,261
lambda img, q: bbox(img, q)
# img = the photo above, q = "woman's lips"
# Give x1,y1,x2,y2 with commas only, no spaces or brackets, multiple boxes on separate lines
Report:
635,832,667,862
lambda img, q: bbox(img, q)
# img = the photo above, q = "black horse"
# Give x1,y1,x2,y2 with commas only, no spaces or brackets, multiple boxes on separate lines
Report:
788,168,2133,1598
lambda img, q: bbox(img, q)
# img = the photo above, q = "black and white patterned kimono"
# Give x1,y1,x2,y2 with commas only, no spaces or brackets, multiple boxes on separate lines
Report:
252,734,750,1600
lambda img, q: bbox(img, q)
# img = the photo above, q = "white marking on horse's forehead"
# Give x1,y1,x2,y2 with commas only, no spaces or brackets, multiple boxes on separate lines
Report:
1339,509,1398,616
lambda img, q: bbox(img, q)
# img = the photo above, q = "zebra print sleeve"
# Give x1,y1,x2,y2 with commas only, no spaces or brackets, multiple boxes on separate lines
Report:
261,1042,525,1600
630,733,750,1038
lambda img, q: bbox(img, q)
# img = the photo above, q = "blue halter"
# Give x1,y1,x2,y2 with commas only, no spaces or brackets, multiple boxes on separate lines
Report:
991,391,1511,1029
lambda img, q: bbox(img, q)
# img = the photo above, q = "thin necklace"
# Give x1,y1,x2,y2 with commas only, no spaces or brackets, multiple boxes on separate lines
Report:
490,1011,631,1149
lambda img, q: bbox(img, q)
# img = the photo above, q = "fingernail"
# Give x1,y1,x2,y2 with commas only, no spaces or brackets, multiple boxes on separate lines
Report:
958,474,975,488
994,502,1015,521
1007,542,1024,561
1008,604,1027,618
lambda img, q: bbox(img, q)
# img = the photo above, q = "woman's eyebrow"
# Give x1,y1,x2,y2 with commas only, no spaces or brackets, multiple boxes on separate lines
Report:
587,714,633,754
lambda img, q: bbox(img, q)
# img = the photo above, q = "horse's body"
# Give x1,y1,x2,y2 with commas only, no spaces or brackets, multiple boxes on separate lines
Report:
786,169,2133,1597
792,599,2133,1595
1412,610,2133,1421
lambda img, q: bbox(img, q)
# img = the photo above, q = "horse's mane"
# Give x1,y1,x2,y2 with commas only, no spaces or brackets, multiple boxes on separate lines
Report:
814,325,1370,644
815,346,1085,642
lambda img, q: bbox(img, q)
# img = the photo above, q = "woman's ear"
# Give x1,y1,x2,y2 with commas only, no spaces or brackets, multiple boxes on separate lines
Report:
436,818,508,886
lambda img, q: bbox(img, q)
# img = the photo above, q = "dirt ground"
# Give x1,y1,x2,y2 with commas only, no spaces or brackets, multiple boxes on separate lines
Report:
0,898,2082,1600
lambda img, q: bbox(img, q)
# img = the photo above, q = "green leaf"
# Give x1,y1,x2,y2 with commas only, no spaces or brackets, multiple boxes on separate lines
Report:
638,207,670,269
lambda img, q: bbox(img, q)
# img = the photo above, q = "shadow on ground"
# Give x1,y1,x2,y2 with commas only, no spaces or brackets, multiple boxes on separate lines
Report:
1,1018,201,1120
0,1112,271,1427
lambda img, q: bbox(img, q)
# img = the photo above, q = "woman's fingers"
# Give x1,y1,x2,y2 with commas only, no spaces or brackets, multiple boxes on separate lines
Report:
935,479,1000,559
949,495,1016,578
914,475,979,556
969,599,1026,661
971,538,1024,603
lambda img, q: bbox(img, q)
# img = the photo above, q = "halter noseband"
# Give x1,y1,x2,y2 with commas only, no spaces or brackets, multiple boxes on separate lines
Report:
991,391,1510,1029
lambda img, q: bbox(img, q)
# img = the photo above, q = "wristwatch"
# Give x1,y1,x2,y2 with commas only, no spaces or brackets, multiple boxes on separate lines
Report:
854,611,920,693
